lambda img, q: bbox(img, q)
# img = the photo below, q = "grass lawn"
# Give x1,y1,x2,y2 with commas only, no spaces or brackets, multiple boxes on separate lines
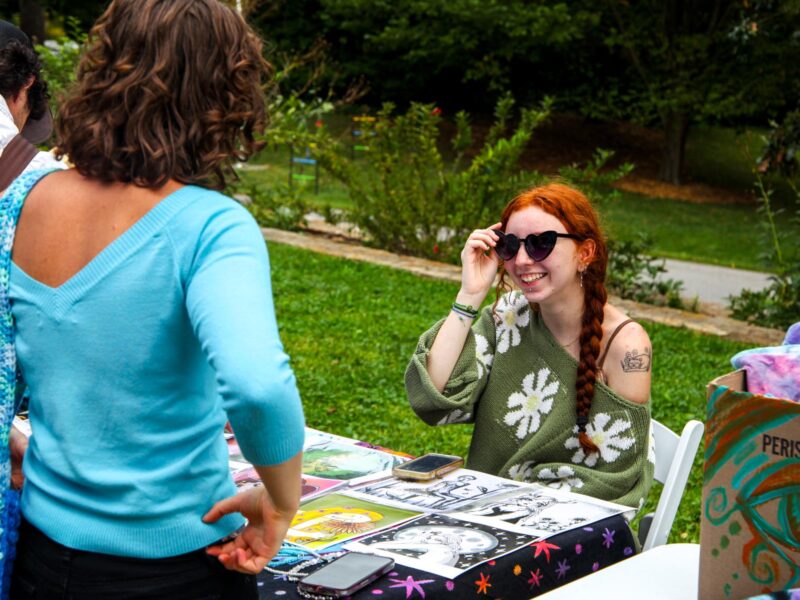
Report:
597,190,785,270
268,241,750,544
239,141,799,272
685,124,796,205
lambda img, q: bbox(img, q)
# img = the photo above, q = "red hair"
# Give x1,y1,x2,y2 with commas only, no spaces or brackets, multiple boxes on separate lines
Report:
495,183,608,454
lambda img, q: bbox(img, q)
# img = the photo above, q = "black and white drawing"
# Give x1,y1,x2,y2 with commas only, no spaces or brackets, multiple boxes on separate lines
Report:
347,469,523,512
346,513,534,578
454,486,628,537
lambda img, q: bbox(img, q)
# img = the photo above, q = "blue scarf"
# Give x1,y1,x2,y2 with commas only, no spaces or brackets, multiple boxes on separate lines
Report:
0,169,51,598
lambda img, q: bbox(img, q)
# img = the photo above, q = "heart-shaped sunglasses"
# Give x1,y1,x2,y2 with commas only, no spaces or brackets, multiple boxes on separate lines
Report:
494,230,583,262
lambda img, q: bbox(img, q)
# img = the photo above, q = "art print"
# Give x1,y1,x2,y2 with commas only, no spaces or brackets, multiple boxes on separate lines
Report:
286,493,420,550
300,475,347,501
346,513,534,579
347,469,523,512
303,438,406,483
454,486,627,537
227,439,245,463
231,466,260,491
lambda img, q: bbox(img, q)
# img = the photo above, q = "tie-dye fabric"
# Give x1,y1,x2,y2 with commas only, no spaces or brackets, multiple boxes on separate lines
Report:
731,324,800,402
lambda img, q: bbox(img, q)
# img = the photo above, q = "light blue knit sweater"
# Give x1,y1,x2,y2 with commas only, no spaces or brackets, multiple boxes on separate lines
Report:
9,170,305,558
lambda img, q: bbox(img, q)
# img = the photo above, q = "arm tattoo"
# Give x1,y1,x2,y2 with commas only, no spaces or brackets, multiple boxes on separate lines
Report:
621,347,652,372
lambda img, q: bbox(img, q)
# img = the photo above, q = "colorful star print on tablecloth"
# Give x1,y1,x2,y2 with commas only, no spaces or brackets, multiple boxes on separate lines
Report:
555,559,571,580
527,568,543,590
387,575,436,599
531,540,560,563
602,527,616,548
255,514,638,599
475,573,492,595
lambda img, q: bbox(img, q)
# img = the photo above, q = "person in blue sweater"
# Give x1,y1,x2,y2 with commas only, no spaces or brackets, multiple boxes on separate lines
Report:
5,1,305,598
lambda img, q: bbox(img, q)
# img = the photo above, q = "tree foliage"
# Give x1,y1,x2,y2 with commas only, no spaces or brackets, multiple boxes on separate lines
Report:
253,0,599,108
595,0,800,183
256,0,800,184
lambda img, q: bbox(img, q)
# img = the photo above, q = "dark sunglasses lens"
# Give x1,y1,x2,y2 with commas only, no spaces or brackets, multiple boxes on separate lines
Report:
525,231,558,261
495,233,519,260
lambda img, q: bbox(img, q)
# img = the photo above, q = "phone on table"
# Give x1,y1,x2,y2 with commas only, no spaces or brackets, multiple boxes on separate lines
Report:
391,453,464,481
297,552,395,598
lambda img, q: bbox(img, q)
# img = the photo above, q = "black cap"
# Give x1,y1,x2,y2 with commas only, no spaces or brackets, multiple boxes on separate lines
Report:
0,19,53,144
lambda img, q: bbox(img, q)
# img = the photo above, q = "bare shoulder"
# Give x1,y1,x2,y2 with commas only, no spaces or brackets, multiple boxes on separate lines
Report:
601,308,651,405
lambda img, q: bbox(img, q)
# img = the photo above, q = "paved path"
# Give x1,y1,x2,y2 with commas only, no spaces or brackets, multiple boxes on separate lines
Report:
661,259,773,306
262,227,784,346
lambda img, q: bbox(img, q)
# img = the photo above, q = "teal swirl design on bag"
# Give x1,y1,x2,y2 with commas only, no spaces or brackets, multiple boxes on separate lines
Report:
704,384,800,593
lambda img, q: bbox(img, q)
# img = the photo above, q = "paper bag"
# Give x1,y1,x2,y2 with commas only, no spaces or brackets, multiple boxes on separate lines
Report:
700,370,800,599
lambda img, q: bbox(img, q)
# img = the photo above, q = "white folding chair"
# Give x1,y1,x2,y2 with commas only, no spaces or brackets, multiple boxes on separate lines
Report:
639,418,704,550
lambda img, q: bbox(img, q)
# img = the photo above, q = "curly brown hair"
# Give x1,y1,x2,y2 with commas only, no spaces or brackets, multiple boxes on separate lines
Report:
55,0,271,190
494,183,608,454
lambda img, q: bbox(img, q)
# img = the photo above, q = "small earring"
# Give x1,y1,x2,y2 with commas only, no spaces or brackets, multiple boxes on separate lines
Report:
579,268,585,288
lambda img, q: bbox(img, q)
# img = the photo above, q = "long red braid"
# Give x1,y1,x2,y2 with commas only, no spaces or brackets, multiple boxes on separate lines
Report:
494,183,608,454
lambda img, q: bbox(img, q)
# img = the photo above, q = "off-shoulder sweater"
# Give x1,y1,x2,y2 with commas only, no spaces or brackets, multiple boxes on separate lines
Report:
406,291,653,509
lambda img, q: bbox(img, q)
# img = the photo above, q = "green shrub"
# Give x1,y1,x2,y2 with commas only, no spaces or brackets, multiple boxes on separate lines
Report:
729,110,800,329
240,183,309,231
36,22,85,112
558,147,633,204
314,96,552,262
608,235,686,308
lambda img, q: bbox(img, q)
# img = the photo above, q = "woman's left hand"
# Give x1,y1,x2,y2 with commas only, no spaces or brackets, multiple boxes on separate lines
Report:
203,486,293,574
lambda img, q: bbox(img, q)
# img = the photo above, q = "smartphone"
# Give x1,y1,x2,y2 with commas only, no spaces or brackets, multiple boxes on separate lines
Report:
391,453,464,481
297,552,395,598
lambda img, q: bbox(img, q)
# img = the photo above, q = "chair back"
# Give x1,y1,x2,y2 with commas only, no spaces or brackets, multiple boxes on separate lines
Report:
642,418,704,550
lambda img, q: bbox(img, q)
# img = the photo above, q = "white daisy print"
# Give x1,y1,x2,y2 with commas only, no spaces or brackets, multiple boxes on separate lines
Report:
508,461,535,482
475,334,494,379
504,368,559,439
436,409,473,425
494,292,530,353
536,466,584,492
565,412,636,467
647,421,656,465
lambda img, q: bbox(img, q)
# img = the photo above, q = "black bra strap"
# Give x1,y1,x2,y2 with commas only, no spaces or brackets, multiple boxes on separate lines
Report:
598,318,635,371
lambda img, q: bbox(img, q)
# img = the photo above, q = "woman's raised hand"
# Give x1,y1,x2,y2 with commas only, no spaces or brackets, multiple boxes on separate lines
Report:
458,222,502,305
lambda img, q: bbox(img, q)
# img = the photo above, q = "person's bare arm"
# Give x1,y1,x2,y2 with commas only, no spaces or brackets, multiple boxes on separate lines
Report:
203,451,302,574
10,426,29,489
427,224,501,391
602,323,652,405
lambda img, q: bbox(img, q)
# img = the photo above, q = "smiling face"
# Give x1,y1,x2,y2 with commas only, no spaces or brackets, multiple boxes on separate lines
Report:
502,206,587,306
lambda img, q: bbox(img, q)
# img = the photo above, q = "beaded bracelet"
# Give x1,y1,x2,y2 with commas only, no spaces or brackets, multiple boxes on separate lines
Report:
452,301,479,319
296,587,343,600
263,551,347,582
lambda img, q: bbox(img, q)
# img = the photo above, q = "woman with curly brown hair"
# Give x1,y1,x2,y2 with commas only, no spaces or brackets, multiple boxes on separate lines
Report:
406,183,654,509
4,1,304,598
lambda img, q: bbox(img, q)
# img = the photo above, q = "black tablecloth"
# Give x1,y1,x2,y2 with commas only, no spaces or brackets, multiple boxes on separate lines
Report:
257,513,636,599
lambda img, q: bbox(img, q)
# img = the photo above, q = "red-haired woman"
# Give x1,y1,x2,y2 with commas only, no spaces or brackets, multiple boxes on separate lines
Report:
406,183,653,508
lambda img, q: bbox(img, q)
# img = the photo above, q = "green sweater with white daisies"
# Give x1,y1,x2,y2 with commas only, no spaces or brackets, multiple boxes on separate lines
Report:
405,291,654,509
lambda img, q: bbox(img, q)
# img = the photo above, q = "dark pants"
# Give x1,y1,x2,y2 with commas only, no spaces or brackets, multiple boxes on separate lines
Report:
10,518,257,600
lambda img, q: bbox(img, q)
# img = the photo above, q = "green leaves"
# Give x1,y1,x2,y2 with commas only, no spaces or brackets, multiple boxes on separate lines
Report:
35,21,86,113
607,235,685,309
314,96,550,262
728,112,800,329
